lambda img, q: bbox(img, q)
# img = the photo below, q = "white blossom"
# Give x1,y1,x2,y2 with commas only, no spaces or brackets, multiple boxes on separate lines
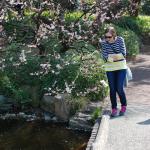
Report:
51,70,55,73
56,64,62,69
100,80,108,88
65,81,72,94
55,94,62,99
50,24,55,29
19,50,26,62
55,72,60,75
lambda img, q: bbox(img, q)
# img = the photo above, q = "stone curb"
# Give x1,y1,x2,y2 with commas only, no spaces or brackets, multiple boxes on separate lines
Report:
91,114,110,150
86,118,101,150
86,97,110,150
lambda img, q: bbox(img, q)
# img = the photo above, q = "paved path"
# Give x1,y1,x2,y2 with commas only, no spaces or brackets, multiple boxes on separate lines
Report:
104,52,150,150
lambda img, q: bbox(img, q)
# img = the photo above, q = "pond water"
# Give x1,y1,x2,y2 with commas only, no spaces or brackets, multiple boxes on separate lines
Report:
0,119,90,150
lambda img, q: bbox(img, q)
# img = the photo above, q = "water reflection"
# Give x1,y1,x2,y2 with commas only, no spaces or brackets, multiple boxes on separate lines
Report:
0,120,90,150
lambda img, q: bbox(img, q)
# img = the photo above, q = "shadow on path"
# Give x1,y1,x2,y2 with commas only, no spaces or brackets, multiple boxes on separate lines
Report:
137,119,150,125
130,65,150,85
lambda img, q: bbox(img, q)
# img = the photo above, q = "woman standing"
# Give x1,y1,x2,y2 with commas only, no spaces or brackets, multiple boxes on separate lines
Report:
100,26,127,117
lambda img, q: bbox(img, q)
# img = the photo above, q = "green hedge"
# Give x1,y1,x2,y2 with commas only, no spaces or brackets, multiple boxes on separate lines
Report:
141,0,150,15
116,26,140,57
112,15,150,37
0,72,30,106
1,38,108,107
4,17,36,43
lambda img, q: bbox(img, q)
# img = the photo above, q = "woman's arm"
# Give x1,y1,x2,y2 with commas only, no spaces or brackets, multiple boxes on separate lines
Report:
100,41,108,62
119,37,126,57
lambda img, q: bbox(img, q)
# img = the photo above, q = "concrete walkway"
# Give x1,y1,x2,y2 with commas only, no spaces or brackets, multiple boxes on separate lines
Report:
90,49,150,150
104,52,150,150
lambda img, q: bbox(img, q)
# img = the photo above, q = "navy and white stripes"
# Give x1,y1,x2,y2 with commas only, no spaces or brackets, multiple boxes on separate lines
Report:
100,36,126,62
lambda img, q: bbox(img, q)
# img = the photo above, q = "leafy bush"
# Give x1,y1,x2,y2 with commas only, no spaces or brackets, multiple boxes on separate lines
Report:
0,72,14,97
112,15,150,36
91,107,102,122
41,39,108,101
67,96,89,115
2,37,108,107
65,11,83,23
135,16,150,35
3,43,40,85
141,0,150,15
116,26,140,57
0,72,30,106
4,17,36,43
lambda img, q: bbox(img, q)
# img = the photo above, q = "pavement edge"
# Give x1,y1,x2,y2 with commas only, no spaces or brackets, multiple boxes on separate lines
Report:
86,98,110,150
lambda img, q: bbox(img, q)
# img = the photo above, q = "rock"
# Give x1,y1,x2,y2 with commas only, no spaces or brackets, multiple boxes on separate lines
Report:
83,101,102,113
54,98,70,122
0,95,14,113
0,113,17,120
18,112,26,118
43,111,54,121
69,112,93,131
51,116,58,122
41,94,71,122
41,94,56,113
21,85,40,107
69,101,103,131
0,95,6,103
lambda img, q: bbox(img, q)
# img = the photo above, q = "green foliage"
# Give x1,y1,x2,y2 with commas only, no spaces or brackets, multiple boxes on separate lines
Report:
0,72,14,96
41,44,108,101
112,15,150,36
116,26,140,56
0,72,30,106
2,37,108,108
91,107,102,122
65,11,84,23
3,43,40,85
38,36,108,101
40,34,63,54
67,96,89,115
41,10,55,18
141,0,150,15
136,16,150,34
4,17,36,43
112,16,140,34
86,0,96,5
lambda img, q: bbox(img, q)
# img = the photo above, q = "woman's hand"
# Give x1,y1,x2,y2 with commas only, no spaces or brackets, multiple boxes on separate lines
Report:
108,53,124,62
108,57,114,62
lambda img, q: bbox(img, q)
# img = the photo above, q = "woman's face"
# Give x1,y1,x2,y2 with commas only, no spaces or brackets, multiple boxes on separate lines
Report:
105,32,114,43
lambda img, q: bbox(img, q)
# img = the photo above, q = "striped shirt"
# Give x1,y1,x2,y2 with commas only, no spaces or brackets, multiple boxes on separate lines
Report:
100,36,127,71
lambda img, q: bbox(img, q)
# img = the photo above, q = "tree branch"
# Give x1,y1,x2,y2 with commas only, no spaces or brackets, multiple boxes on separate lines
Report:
0,0,5,11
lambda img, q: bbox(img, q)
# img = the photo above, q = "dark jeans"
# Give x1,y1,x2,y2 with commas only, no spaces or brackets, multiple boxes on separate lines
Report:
106,69,127,109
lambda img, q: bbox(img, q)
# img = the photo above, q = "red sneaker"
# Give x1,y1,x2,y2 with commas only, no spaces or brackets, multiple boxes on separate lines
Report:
119,106,126,116
111,108,117,117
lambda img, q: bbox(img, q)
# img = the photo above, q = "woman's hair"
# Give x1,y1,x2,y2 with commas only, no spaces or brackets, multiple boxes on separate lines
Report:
105,26,117,38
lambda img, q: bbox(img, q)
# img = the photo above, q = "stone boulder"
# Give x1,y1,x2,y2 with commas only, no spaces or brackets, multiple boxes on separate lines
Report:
0,95,15,113
41,94,71,122
21,85,40,107
69,112,93,131
69,101,103,131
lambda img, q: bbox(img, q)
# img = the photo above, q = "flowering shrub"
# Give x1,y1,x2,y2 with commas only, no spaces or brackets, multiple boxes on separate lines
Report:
41,49,108,101
1,36,108,104
39,38,108,100
0,72,30,105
